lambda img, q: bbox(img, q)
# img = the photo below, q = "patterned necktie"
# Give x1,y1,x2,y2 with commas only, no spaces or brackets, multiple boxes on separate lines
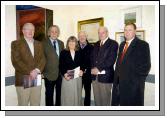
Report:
120,42,129,64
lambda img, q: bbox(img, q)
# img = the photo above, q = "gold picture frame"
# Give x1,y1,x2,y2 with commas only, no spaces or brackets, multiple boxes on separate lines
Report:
115,30,145,44
78,17,104,43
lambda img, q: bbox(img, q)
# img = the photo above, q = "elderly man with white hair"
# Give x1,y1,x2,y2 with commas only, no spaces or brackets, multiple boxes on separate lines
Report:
11,23,46,106
91,26,118,106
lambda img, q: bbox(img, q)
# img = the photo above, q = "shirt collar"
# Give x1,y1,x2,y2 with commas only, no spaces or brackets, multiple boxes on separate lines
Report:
24,37,34,43
125,37,134,46
50,38,58,43
101,37,108,44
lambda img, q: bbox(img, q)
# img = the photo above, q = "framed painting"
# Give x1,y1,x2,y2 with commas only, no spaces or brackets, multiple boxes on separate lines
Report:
78,17,104,43
16,5,53,41
121,6,142,28
115,30,145,44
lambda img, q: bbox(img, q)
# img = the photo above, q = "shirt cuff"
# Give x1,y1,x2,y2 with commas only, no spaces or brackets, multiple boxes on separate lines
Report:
35,68,41,74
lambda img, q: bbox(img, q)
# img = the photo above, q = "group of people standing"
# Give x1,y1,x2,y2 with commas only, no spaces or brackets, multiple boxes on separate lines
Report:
11,22,151,106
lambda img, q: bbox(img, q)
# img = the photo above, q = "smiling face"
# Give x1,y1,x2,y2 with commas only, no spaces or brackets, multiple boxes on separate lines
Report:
78,31,87,44
98,27,108,41
68,40,76,50
22,23,35,40
124,24,136,41
49,26,59,40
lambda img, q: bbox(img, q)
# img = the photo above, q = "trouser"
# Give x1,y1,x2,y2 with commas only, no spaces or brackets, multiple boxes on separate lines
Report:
16,86,41,106
44,76,62,106
82,75,92,106
92,79,112,106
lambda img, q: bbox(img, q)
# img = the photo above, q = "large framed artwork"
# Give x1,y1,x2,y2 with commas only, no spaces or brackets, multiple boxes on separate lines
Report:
16,5,53,41
115,30,145,44
78,17,104,43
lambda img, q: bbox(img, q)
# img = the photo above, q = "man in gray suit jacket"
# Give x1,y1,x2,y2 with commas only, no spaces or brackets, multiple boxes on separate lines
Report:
43,25,64,106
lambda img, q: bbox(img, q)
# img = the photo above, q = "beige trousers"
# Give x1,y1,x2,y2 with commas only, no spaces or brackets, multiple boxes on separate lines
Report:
92,79,112,106
16,86,41,106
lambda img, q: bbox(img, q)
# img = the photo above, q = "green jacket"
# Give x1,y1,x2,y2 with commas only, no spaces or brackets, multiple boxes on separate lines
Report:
43,38,64,81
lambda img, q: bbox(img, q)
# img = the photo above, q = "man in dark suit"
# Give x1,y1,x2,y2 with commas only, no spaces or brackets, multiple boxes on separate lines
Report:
91,27,118,106
43,25,64,106
78,31,93,106
112,22,151,106
11,23,46,106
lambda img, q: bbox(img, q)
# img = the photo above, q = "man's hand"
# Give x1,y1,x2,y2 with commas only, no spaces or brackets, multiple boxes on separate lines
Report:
30,69,38,79
79,70,83,77
91,67,100,75
64,73,71,81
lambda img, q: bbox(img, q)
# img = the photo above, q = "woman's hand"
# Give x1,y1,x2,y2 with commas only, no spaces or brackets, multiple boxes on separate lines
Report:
64,73,70,81
79,70,83,77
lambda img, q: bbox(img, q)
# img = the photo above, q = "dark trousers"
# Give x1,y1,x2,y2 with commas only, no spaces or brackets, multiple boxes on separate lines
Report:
82,74,92,106
44,76,62,106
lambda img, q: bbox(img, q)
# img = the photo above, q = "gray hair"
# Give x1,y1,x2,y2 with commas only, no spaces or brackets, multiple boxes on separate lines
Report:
48,25,60,37
78,31,88,37
98,26,108,33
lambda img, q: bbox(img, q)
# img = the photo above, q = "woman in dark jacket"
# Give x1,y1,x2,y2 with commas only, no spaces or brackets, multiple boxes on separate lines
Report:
59,36,84,106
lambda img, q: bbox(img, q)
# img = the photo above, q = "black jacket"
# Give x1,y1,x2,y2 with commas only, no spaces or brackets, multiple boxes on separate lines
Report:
78,41,93,78
112,36,151,106
59,50,84,76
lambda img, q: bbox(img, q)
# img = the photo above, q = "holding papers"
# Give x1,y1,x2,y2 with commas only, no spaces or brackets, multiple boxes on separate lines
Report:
23,74,42,89
97,70,106,75
67,66,80,79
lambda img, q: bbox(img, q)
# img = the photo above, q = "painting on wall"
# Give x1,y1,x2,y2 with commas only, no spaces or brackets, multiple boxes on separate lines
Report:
78,17,104,43
124,12,136,24
121,6,142,28
115,30,145,44
16,5,53,41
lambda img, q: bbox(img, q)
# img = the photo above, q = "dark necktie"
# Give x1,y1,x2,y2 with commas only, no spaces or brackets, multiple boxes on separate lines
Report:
81,44,85,49
100,41,103,47
120,42,129,64
53,40,56,51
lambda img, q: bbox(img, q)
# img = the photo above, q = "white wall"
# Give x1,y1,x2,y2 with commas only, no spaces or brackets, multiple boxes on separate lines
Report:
5,5,16,77
5,5,155,77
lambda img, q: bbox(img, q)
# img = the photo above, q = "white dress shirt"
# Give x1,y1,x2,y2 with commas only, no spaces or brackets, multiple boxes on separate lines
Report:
25,37,34,57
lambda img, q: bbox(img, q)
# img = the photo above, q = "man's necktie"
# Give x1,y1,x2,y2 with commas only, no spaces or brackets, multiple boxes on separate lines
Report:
120,42,129,64
100,41,103,47
53,40,56,51
81,44,85,49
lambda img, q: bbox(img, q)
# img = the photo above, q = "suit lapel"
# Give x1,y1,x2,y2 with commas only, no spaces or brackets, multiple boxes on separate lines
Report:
34,40,38,61
48,39,54,50
116,41,125,66
57,40,62,52
48,39,59,57
122,38,137,63
22,38,34,60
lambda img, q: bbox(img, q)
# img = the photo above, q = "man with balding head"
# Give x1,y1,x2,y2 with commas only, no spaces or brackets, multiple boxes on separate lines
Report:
91,27,118,106
11,23,46,106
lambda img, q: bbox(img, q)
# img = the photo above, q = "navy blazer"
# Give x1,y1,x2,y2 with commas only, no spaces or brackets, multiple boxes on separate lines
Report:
91,38,118,83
